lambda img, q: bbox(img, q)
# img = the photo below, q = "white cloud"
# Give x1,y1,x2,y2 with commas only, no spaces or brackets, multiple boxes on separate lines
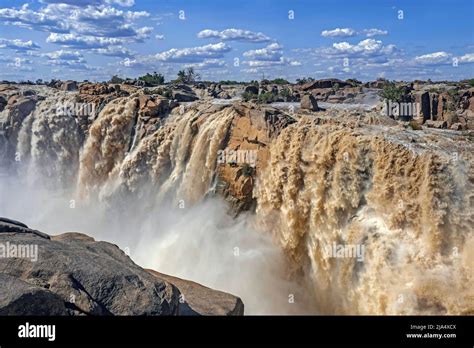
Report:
414,51,451,64
0,38,40,51
321,28,356,38
197,28,271,42
119,57,140,67
44,49,82,60
184,59,226,69
458,53,474,63
154,42,231,63
241,68,259,74
40,0,135,7
243,43,283,61
93,45,133,57
108,0,135,6
242,43,300,68
331,39,397,57
0,4,70,33
155,34,165,40
0,3,151,49
363,28,388,37
321,27,388,38
60,5,150,38
46,33,123,48
41,49,92,70
6,57,33,71
244,57,301,67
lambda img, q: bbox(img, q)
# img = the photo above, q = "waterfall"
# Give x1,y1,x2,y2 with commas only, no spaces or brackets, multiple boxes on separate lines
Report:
1,85,472,315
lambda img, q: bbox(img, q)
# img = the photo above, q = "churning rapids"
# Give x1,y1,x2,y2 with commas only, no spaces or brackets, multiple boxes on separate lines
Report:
0,85,473,315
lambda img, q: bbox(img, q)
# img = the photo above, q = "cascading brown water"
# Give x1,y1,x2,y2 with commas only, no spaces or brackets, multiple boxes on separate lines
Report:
255,117,473,314
1,86,472,314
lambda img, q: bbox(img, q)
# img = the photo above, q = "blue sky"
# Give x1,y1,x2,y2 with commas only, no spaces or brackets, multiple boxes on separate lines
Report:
0,0,473,82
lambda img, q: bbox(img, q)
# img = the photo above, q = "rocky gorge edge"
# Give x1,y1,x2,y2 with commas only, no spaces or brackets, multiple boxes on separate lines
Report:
0,217,244,316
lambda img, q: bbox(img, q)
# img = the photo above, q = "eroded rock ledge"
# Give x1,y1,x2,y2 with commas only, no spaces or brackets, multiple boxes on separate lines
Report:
0,217,244,316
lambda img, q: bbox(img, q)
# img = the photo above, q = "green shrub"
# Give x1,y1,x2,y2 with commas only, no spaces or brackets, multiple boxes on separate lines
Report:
379,82,405,102
280,87,291,99
155,88,172,98
257,92,276,104
296,77,314,85
109,75,125,84
241,163,254,177
447,88,461,106
242,91,257,101
269,78,289,85
138,72,165,85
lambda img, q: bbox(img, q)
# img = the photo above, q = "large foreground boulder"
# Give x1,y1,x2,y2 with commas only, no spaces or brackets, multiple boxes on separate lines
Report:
0,218,244,316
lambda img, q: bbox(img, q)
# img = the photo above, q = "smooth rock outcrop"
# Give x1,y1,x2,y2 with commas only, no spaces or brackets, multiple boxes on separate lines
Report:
61,80,78,91
244,85,259,95
300,94,320,111
0,218,244,316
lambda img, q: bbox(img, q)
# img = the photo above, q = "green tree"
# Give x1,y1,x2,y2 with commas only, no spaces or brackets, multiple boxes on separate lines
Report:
109,75,125,84
138,72,165,85
175,68,200,84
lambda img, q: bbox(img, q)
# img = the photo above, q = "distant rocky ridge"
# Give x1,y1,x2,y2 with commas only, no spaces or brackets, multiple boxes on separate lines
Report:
0,218,244,316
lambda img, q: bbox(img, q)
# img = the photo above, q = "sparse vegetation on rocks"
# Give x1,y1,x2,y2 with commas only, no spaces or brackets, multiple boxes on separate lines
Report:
138,72,165,86
379,82,406,102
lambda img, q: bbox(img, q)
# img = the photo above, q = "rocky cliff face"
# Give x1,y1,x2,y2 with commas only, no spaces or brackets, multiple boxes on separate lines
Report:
0,218,244,316
414,88,474,129
0,82,472,315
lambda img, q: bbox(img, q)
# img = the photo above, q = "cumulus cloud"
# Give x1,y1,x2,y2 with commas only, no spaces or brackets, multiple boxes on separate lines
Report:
184,59,226,69
242,43,300,68
154,42,231,63
243,57,301,67
0,2,151,55
243,43,283,61
40,0,135,7
0,4,70,33
0,38,40,51
44,49,83,60
67,6,150,38
93,45,133,57
155,34,165,40
330,39,397,57
46,60,91,70
46,33,123,48
197,28,271,43
363,28,388,37
321,28,356,38
414,51,451,64
458,53,474,63
40,49,93,70
5,57,33,71
321,27,388,38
